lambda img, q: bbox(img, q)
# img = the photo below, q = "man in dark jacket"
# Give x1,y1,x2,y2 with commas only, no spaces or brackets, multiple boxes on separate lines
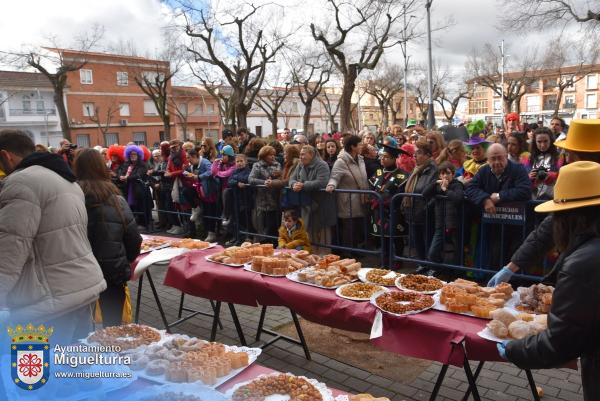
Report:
465,143,530,268
488,119,600,286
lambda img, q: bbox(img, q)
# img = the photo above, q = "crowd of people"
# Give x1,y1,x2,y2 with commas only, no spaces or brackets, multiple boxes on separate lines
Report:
0,115,576,273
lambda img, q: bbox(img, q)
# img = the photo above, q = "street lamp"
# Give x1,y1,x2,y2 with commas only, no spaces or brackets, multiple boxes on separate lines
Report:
425,0,435,129
401,5,416,128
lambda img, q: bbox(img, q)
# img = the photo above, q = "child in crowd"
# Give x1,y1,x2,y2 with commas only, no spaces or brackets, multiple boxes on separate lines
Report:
222,154,252,244
278,209,311,252
423,161,465,267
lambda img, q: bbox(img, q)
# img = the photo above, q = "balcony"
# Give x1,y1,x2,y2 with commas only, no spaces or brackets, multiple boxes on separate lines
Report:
9,108,56,117
562,102,576,110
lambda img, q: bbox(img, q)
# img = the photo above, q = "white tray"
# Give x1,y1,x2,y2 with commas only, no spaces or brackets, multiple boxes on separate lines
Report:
134,345,262,389
432,291,520,320
477,327,509,343
204,254,245,267
243,263,288,277
122,383,229,401
370,290,435,317
357,267,399,286
83,326,166,350
169,241,218,251
1,354,135,401
286,268,357,290
395,274,445,295
335,282,388,301
225,373,334,401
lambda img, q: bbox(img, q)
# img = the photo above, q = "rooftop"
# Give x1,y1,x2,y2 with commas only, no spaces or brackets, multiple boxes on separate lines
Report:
0,70,53,89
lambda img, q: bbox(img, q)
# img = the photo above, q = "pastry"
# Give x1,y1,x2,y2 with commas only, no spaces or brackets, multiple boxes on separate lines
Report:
365,269,398,286
88,324,161,350
490,309,517,327
375,291,434,314
232,374,323,401
486,320,509,338
508,320,534,340
398,274,443,292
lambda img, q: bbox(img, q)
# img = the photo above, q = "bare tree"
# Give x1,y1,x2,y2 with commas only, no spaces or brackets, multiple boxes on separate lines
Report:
88,102,119,138
501,0,600,31
310,0,417,133
183,3,285,131
411,63,445,122
541,35,600,117
172,99,190,141
318,90,341,133
292,55,332,135
364,63,404,129
254,83,293,136
466,43,541,114
0,26,104,141
435,69,470,123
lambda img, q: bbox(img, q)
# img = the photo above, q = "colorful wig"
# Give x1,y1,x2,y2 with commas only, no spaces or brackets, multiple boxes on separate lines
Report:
139,145,151,161
124,144,144,161
107,145,125,162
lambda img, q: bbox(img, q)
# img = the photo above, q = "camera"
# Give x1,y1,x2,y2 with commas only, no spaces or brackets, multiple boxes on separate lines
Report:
68,144,78,150
535,166,548,181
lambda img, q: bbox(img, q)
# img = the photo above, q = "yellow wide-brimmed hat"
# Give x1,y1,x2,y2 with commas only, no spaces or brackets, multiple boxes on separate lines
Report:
554,119,600,152
536,161,600,213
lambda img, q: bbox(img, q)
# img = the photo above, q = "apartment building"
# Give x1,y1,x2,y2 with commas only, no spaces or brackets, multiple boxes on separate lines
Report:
171,86,222,142
58,49,172,147
467,64,600,126
0,71,62,146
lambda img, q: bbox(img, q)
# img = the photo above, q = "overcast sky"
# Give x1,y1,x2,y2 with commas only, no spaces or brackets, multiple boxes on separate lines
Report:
0,0,565,83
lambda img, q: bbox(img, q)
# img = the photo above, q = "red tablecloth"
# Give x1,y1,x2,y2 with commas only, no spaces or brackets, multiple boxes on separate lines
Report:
163,250,503,367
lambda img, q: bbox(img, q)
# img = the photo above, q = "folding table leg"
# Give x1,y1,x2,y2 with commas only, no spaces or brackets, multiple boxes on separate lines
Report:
428,364,449,401
255,306,268,342
524,369,541,401
145,270,171,334
178,293,185,319
461,362,484,401
134,275,144,324
290,310,311,361
210,301,222,341
210,300,224,330
462,357,482,401
228,303,247,346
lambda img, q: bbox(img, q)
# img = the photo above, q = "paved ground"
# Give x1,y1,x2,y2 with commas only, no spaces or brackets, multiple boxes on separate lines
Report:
130,265,583,401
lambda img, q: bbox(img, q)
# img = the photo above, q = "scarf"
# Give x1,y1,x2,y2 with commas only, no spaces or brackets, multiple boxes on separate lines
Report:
402,161,430,209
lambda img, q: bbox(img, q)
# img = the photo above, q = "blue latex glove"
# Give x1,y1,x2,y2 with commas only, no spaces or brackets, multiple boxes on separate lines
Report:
497,340,510,360
487,266,514,287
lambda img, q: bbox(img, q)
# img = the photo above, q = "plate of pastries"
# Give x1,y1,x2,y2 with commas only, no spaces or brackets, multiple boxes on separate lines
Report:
516,284,554,314
206,243,274,267
479,308,548,343
370,290,435,316
358,268,400,286
140,237,170,253
434,279,517,319
169,239,216,250
87,324,162,350
395,274,445,294
244,256,302,276
336,282,389,301
287,256,361,288
227,373,333,401
124,334,259,388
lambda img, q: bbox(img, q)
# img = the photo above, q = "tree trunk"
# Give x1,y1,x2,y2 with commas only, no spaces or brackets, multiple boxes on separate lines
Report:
340,68,358,133
554,87,565,117
381,100,389,129
270,115,278,137
503,98,512,115
236,103,249,131
54,87,71,142
329,115,336,133
163,120,171,141
303,99,313,135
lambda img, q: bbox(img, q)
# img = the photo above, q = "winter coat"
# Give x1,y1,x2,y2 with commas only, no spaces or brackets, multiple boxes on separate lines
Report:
120,161,148,206
511,215,554,273
248,160,282,211
278,219,312,253
86,194,142,286
506,235,600,401
211,159,236,189
228,166,251,188
0,153,106,322
402,160,438,225
328,151,370,218
289,156,336,230
465,160,531,208
423,179,464,230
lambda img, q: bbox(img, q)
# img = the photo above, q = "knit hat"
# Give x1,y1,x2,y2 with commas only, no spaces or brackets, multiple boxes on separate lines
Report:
222,145,235,157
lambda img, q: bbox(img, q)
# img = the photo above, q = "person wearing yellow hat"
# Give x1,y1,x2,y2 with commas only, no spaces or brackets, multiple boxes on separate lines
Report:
498,161,600,401
488,119,600,286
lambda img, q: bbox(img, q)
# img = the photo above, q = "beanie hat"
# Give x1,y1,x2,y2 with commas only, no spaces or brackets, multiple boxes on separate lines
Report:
222,145,235,157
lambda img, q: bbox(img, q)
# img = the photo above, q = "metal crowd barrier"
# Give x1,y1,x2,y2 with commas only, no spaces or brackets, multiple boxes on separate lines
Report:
133,178,549,282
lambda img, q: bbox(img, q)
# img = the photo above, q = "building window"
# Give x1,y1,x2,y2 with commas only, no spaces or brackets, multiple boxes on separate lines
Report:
133,132,147,146
255,126,262,137
586,93,597,109
119,103,130,117
207,104,215,114
563,75,576,91
469,99,488,115
291,102,298,113
205,129,219,140
76,134,90,148
193,104,204,115
144,100,158,115
80,69,93,85
493,100,502,114
142,71,165,85
116,72,128,86
22,95,31,113
159,131,166,142
564,95,576,108
526,96,540,112
104,133,119,147
82,103,95,117
586,74,598,90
